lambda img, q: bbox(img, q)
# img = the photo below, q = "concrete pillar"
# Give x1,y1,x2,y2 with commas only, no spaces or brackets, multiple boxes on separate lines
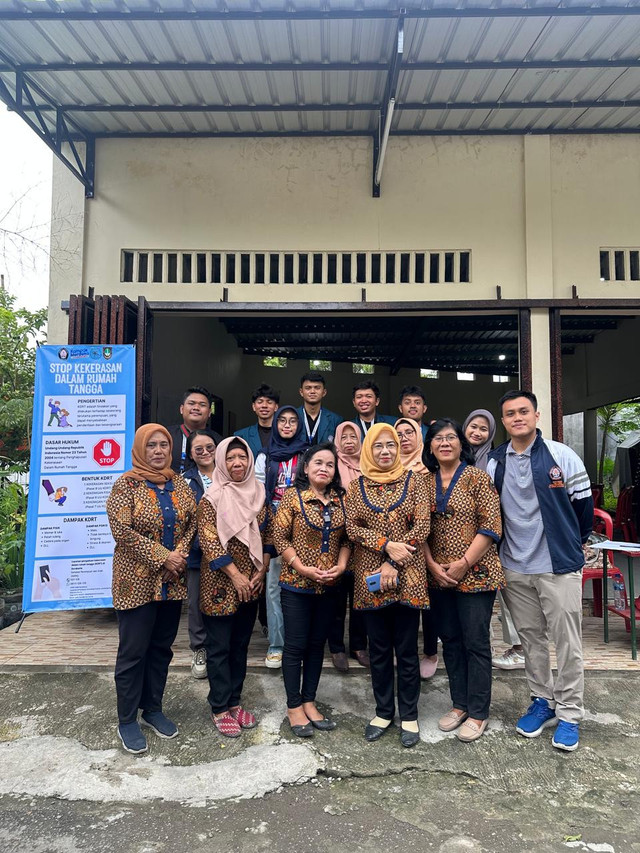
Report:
523,135,553,299
584,408,599,482
48,148,86,344
530,307,553,438
524,136,554,438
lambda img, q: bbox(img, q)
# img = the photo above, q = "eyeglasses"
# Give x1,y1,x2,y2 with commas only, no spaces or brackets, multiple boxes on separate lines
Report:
193,445,216,455
432,434,459,444
277,417,298,426
396,430,415,440
372,442,397,451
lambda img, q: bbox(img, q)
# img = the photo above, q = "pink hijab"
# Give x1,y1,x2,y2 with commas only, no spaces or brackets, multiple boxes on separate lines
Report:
202,437,265,571
334,421,362,486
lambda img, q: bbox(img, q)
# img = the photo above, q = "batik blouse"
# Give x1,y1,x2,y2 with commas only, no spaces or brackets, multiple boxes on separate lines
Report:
106,474,197,610
197,499,275,616
272,487,349,595
345,471,430,611
425,463,505,593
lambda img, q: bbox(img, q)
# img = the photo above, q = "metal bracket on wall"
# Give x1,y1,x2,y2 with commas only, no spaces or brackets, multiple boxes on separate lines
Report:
0,52,95,198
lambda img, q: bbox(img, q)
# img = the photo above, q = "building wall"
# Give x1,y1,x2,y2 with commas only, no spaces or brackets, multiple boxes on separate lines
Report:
47,132,640,428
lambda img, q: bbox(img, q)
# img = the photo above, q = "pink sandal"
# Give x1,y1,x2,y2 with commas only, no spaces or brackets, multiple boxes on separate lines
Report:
229,706,257,729
211,711,241,738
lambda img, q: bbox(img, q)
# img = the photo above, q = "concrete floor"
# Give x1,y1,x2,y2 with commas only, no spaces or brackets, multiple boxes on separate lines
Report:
0,668,639,853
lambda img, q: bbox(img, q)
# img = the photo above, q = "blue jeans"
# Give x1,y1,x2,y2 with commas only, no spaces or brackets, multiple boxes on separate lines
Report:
266,557,285,650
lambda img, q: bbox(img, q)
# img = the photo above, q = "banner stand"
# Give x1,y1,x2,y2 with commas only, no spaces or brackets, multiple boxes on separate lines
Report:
22,344,136,615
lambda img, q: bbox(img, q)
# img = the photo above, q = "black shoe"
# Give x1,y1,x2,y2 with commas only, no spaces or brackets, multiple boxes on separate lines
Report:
365,722,391,742
400,728,420,748
310,717,336,731
290,722,314,738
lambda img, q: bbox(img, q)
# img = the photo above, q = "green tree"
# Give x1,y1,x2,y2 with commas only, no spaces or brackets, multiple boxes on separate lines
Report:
597,401,640,484
0,284,47,471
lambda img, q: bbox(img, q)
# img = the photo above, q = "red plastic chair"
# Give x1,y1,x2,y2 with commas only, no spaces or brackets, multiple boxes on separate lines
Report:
583,508,627,620
614,487,638,542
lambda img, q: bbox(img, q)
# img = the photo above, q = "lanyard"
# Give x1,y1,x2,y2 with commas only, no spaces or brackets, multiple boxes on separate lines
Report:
281,457,295,487
304,409,322,442
180,425,190,472
359,416,375,434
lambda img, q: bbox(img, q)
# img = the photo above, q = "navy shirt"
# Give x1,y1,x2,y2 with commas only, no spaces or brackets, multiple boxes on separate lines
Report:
147,480,176,599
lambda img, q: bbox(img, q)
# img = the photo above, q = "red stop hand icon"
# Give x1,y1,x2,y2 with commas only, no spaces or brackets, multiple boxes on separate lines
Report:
93,438,121,467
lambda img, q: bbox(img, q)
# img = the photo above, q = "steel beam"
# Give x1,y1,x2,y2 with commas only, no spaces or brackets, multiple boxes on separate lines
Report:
373,11,405,197
5,58,640,73
0,53,95,197
2,6,640,21
16,98,640,114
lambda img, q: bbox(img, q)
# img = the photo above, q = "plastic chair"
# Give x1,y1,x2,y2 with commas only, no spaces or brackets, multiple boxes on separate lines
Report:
583,508,627,621
614,487,638,542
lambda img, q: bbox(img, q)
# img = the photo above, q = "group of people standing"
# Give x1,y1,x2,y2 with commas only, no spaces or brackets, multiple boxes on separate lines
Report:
106,375,592,756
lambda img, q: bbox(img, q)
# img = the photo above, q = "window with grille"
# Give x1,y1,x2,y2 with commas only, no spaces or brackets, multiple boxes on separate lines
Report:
599,248,640,282
121,249,472,285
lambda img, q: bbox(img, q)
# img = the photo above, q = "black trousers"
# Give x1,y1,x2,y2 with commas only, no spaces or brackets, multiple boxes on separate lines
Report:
281,587,334,709
327,572,368,654
114,600,182,725
421,609,438,656
430,588,497,720
202,600,258,715
365,604,421,722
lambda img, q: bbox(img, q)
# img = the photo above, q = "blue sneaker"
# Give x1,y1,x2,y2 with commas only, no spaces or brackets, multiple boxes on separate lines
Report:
140,710,178,739
515,697,557,738
118,721,148,754
552,721,580,752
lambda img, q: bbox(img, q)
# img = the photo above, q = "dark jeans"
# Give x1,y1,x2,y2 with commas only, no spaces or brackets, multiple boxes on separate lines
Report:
281,587,334,709
114,600,182,725
327,572,368,654
365,604,421,722
202,600,258,714
422,609,438,656
430,587,497,720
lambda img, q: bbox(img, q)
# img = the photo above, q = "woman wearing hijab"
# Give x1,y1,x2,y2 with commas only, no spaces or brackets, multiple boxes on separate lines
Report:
463,409,524,671
327,423,368,672
462,409,496,472
423,418,504,742
394,418,440,682
197,437,273,737
345,423,430,748
255,405,309,668
107,424,197,755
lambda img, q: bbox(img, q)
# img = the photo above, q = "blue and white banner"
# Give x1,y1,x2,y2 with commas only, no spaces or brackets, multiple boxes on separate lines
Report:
23,344,136,612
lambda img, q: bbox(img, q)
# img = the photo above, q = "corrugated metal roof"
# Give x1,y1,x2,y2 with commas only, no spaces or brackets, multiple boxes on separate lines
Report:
3,1,640,194
2,0,640,140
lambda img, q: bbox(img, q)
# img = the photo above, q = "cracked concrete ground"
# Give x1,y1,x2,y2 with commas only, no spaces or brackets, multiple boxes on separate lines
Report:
0,669,638,853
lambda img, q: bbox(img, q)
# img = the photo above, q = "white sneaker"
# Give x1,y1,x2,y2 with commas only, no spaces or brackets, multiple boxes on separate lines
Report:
191,648,207,679
264,649,283,669
492,647,525,670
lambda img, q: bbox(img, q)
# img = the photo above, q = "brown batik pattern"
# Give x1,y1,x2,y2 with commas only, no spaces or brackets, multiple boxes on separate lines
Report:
106,475,197,610
197,499,271,617
345,471,431,611
425,465,505,593
272,487,350,594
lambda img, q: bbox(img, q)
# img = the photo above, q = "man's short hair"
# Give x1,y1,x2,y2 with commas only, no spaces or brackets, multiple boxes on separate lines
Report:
499,389,538,412
182,385,212,405
399,384,426,403
251,383,280,404
300,371,326,387
352,380,380,398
